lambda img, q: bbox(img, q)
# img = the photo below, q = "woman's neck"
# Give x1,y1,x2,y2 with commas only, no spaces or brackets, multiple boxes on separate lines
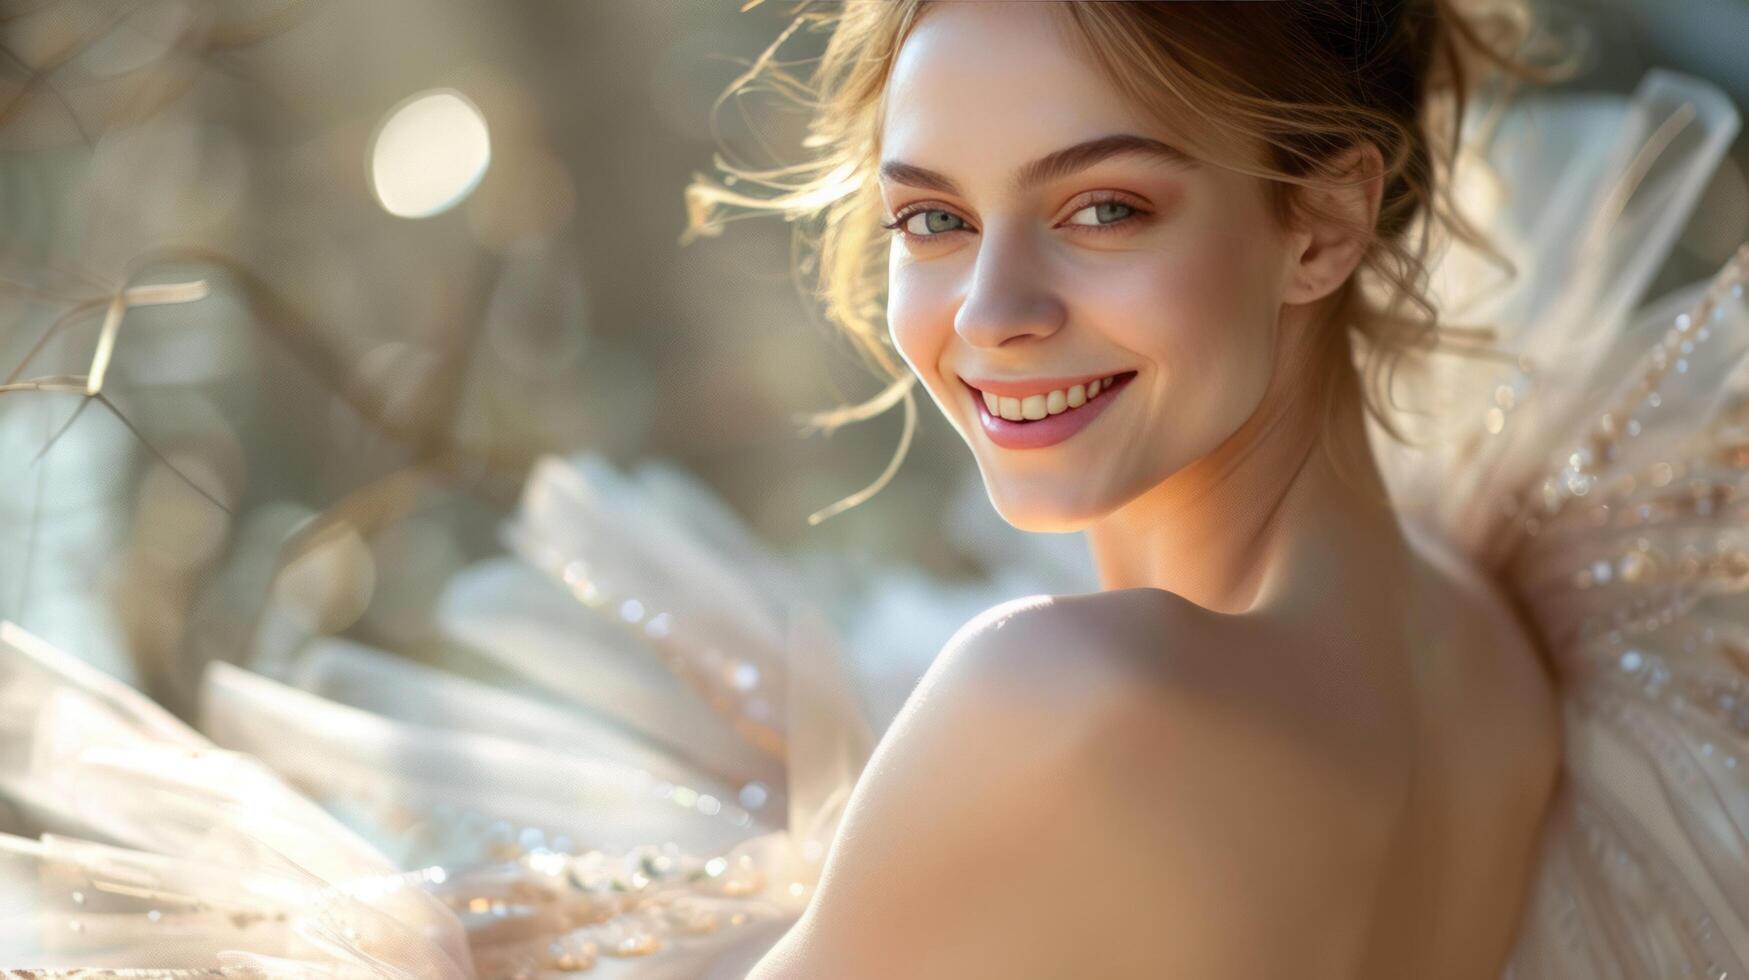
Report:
1085,345,1408,618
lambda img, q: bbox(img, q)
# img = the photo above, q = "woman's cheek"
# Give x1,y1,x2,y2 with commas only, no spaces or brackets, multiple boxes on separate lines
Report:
885,264,923,366
1080,258,1211,363
1087,251,1271,445
1156,223,1277,355
886,266,950,390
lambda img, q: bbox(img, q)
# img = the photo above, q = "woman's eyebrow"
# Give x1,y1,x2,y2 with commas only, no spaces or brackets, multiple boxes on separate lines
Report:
878,133,1191,197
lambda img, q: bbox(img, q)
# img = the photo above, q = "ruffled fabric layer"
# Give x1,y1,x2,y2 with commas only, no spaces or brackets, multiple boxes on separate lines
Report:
1365,70,1749,977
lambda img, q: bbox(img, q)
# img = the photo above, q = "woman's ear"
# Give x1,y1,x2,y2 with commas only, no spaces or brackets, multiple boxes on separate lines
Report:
1282,143,1384,306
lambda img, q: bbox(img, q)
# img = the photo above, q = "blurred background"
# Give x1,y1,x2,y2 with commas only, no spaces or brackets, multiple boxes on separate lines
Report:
0,0,1745,735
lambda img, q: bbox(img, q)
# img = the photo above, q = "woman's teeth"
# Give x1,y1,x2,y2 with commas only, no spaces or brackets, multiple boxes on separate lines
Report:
983,376,1119,422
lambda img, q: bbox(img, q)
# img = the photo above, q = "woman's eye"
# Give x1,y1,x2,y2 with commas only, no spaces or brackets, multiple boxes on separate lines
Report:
901,209,966,237
1064,200,1137,227
886,198,1143,243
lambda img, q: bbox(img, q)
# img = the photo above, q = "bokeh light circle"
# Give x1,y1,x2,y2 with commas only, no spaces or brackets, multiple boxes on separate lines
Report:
369,89,491,219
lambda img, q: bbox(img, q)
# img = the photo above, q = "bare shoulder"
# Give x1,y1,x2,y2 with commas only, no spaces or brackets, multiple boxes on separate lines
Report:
750,591,1405,979
943,589,1413,785
927,589,1201,712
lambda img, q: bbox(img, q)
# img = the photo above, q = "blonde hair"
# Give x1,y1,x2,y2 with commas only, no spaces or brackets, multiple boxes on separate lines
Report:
686,0,1551,524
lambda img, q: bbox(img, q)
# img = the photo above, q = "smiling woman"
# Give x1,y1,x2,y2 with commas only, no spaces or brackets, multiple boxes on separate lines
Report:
686,1,1749,978
687,0,1524,531
688,1,1567,977
878,5,1350,540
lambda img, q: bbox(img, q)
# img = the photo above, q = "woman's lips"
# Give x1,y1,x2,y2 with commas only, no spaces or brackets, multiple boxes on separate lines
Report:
966,371,1135,450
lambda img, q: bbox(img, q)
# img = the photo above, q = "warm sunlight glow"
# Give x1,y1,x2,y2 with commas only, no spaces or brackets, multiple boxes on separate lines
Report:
370,89,491,219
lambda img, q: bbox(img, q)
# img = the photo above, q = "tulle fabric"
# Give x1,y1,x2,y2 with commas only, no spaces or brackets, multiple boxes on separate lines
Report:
1367,70,1749,976
1,67,1747,978
0,621,474,977
0,454,874,975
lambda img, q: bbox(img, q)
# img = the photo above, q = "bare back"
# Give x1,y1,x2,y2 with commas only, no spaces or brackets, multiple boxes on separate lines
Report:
751,526,1562,979
1030,530,1562,979
1355,524,1564,979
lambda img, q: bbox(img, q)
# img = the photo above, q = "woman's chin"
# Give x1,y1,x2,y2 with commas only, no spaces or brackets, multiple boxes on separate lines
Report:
982,482,1107,534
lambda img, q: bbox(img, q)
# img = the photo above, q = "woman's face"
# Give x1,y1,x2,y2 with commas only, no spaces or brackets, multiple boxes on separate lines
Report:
879,2,1302,532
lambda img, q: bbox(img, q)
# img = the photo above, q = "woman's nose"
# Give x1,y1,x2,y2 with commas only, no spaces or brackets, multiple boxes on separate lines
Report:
953,230,1066,348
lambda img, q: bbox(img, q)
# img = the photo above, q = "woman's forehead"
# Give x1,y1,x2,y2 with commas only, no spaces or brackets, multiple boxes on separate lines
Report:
878,2,1209,189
